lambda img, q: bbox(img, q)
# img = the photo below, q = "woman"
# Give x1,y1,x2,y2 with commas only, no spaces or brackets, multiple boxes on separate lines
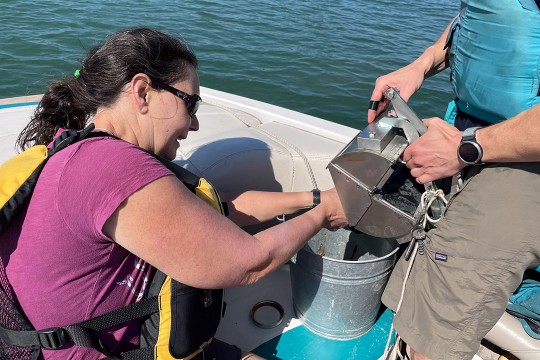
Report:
4,28,347,359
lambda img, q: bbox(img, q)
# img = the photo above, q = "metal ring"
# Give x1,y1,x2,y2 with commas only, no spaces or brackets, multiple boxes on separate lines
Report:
368,100,380,110
250,300,284,329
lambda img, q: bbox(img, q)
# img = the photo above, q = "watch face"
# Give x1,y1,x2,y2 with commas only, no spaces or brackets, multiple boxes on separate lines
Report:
459,141,480,163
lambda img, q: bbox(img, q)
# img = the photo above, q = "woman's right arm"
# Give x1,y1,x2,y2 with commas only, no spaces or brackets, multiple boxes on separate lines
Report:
103,175,347,289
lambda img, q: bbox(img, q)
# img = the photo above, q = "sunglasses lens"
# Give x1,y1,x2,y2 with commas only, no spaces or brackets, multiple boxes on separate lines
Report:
189,97,201,117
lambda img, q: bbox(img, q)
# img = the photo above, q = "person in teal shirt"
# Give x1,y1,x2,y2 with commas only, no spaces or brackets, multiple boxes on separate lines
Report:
368,1,540,359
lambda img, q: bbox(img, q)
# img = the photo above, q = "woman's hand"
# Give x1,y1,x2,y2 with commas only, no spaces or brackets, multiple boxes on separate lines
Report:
319,188,348,231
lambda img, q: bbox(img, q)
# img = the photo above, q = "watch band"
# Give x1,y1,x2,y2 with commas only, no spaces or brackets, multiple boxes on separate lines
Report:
278,189,321,222
462,126,481,141
311,189,321,208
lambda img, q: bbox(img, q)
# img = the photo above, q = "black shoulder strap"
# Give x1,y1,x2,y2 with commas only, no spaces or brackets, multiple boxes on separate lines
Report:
48,123,97,156
146,153,200,192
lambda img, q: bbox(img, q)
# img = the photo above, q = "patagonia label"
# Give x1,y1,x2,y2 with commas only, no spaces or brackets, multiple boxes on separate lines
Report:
435,253,448,262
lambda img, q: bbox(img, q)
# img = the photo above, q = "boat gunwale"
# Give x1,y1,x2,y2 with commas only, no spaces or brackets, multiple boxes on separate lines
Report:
0,94,42,108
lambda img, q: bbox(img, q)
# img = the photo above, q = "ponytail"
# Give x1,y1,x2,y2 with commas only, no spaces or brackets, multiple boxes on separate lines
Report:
17,75,94,151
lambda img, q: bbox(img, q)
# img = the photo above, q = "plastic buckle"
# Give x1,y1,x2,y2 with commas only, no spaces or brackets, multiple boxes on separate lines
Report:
37,327,70,350
404,224,426,261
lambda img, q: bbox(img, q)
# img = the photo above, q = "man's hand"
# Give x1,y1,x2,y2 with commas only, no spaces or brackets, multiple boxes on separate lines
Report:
402,117,465,184
367,63,427,123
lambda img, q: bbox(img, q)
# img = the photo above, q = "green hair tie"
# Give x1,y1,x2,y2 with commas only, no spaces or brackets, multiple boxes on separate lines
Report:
74,69,81,78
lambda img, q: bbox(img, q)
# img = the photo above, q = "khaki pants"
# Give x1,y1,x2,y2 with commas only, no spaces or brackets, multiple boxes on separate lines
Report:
382,162,540,360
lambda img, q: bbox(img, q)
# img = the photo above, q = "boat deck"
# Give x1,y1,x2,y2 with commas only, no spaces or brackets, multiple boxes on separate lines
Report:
216,265,394,360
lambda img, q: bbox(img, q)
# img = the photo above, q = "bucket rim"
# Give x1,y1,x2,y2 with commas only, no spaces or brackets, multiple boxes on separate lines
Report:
313,242,400,264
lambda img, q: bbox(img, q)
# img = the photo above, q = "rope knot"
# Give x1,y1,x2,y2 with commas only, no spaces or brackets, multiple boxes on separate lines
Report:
420,188,448,228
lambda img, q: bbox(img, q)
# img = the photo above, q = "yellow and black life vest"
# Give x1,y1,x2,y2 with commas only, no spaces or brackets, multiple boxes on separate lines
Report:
0,124,227,360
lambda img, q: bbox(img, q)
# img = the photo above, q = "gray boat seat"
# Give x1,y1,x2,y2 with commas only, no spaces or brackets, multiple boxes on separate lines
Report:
175,104,344,194
486,311,540,360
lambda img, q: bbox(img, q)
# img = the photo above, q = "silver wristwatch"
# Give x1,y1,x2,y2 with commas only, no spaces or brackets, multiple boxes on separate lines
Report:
457,126,484,165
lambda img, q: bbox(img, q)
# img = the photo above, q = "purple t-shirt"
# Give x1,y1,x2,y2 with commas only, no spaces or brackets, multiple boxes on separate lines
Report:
2,135,172,359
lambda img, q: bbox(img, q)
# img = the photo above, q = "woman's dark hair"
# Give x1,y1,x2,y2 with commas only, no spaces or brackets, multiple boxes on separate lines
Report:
17,28,198,150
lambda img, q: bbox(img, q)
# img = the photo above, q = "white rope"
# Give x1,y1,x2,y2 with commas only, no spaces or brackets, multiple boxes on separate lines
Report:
382,241,418,359
420,188,448,228
382,186,448,359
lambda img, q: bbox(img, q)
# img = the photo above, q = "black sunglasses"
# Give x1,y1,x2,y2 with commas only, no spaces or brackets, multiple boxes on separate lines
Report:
148,76,202,117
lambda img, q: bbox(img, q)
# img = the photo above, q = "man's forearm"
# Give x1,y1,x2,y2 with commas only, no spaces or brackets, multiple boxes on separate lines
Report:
477,103,540,162
415,17,455,79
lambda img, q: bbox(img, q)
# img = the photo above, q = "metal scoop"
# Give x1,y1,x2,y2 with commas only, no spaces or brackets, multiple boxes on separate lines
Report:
328,88,441,241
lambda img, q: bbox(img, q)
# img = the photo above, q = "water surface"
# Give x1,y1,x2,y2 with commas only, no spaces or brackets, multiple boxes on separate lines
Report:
0,0,460,129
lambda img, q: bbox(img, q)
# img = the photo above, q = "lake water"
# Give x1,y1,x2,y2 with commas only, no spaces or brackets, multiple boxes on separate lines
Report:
0,0,460,129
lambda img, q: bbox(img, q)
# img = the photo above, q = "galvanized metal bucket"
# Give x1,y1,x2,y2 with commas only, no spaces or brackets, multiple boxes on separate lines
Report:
290,228,399,340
